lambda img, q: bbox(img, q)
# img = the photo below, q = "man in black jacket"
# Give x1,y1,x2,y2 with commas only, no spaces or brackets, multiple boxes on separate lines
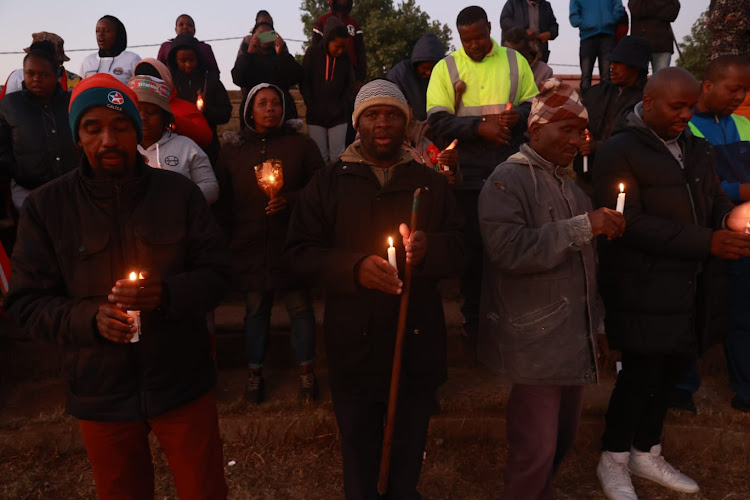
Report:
287,80,464,499
6,74,230,499
500,0,559,63
592,67,750,500
629,0,680,73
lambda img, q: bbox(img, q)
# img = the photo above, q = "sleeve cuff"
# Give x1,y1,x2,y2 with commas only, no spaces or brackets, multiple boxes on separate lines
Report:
571,214,594,246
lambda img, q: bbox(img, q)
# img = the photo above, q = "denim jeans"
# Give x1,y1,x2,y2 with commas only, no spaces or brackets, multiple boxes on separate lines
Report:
244,289,316,368
650,52,672,73
579,34,616,93
308,123,348,165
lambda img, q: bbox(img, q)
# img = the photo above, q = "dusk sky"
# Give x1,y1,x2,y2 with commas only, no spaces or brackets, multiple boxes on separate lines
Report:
1,0,707,90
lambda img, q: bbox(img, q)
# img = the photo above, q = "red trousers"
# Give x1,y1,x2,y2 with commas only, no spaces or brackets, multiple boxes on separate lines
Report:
78,391,228,500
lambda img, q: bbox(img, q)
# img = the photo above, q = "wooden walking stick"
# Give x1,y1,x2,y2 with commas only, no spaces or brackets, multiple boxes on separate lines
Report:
377,187,421,495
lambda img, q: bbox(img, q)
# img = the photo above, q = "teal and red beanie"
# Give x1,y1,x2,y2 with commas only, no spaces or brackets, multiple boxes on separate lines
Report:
68,73,142,142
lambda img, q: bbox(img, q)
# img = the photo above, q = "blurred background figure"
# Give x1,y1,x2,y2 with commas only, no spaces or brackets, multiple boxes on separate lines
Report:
500,0,559,63
80,15,141,84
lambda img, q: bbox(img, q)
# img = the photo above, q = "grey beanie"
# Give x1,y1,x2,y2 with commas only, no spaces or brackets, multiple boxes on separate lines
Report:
351,79,410,129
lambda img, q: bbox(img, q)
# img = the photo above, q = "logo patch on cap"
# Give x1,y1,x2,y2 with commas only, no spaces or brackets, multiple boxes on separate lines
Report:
108,91,125,105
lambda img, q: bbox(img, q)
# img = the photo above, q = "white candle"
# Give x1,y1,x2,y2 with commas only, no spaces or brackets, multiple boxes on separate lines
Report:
615,183,626,214
583,155,588,173
126,271,142,343
387,237,398,271
746,221,750,235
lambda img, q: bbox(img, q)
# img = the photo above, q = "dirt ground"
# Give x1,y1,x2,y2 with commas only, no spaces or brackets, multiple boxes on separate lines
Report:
1,433,748,500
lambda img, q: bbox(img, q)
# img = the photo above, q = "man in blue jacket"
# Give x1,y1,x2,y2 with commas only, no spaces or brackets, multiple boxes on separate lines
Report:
569,0,625,93
685,55,750,413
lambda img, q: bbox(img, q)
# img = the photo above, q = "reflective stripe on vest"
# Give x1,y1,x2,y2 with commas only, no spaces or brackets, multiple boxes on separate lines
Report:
443,48,520,116
689,114,750,140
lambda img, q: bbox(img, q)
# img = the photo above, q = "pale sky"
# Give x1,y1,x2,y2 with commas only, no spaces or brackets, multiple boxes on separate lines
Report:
0,0,708,91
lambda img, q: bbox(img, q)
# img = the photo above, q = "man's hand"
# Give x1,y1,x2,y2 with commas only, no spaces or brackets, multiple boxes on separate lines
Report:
588,208,626,240
578,138,596,156
478,120,511,145
274,34,286,54
498,108,520,128
266,196,288,215
399,223,427,265
357,256,402,294
437,168,456,186
109,271,164,312
537,31,552,43
436,147,457,169
710,230,750,259
725,201,750,231
248,33,261,53
596,333,610,367
96,304,136,343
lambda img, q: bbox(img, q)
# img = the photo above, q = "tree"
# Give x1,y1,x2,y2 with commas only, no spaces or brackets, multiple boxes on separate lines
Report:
299,0,453,81
676,9,709,80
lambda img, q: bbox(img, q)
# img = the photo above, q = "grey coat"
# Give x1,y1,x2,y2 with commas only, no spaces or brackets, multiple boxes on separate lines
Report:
477,144,604,385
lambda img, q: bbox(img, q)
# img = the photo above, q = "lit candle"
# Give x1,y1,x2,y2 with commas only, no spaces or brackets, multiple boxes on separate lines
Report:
583,128,591,173
127,271,142,343
387,237,398,271
615,183,626,214
505,101,512,111
441,139,458,172
745,221,750,235
196,94,204,111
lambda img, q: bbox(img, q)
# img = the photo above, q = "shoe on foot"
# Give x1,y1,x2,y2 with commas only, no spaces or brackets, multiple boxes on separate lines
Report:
244,370,265,405
731,394,750,412
629,444,699,493
597,451,638,500
299,368,319,403
669,388,697,414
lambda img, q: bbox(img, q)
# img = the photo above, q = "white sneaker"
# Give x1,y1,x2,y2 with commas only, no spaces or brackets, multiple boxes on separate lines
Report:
629,444,700,493
597,451,638,500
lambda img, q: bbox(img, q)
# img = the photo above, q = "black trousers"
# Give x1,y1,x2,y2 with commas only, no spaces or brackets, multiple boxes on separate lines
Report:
454,190,483,333
601,351,694,453
331,386,436,500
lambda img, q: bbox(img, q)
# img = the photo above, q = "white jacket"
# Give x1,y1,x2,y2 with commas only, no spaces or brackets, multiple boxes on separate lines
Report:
138,132,219,205
80,51,141,85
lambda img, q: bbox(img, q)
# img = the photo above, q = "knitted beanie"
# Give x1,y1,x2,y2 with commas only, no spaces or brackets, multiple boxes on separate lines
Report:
128,75,172,114
610,36,652,71
69,73,142,141
528,78,588,128
351,79,410,129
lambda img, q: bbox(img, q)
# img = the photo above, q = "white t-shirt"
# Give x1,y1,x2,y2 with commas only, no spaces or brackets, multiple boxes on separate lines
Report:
80,51,141,85
138,131,219,205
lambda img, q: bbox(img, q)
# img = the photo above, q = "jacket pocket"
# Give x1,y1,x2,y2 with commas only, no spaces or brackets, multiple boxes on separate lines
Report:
58,231,112,296
134,224,186,275
509,298,569,339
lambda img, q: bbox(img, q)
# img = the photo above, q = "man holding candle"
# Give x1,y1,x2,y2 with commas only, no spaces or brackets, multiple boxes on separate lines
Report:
477,78,625,499
592,67,750,499
5,74,230,499
287,79,464,499
426,5,539,338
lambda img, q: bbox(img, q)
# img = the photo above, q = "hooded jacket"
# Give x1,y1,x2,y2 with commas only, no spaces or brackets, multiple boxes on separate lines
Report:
477,144,603,385
312,0,367,82
0,84,78,191
301,17,357,128
168,35,231,132
138,131,219,205
213,84,325,292
80,16,141,84
592,106,734,356
500,0,560,61
386,34,445,122
5,156,231,421
569,0,626,41
286,143,464,397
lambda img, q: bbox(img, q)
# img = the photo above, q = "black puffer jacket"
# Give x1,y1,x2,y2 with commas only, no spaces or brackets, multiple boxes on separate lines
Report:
629,0,680,54
6,158,231,421
0,85,78,189
592,109,734,356
286,146,465,398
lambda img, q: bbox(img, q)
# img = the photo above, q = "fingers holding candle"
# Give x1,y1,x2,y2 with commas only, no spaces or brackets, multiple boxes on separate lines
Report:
358,255,403,295
110,271,164,312
96,303,137,343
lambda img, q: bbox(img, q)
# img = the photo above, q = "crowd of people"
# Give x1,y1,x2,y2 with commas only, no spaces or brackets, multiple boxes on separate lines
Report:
1,1,749,499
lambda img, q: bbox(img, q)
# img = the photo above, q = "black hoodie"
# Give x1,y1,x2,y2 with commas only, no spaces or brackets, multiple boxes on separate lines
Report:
168,34,232,161
98,15,128,58
301,17,357,128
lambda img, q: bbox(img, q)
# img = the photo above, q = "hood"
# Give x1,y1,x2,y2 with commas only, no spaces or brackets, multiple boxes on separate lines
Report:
328,0,353,14
135,58,174,90
612,101,693,146
242,83,286,132
167,34,204,71
411,33,445,65
99,15,128,58
322,16,347,49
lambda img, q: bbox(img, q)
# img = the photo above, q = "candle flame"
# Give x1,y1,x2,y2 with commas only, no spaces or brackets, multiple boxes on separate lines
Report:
196,95,204,110
129,272,137,280
505,101,512,111
269,175,275,182
445,139,458,151
388,236,394,248
619,183,624,193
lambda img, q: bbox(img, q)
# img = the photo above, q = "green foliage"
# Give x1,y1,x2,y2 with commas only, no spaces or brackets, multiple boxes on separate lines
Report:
299,0,453,81
676,9,709,80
